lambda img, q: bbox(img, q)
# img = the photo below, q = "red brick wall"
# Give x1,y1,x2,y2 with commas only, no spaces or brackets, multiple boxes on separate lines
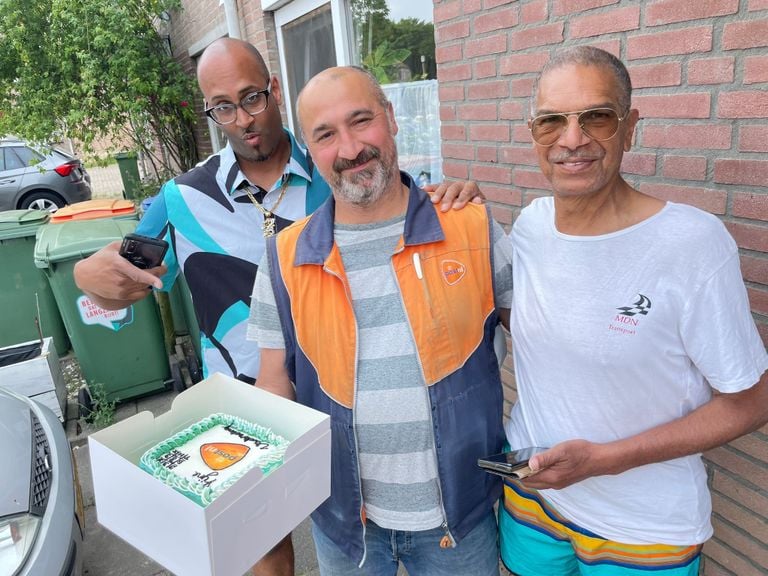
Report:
435,1,768,573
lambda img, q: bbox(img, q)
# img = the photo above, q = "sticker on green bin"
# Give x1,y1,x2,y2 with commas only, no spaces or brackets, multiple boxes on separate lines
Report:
77,295,135,331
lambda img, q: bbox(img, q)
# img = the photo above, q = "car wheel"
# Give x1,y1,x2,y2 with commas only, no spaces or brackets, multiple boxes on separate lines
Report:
78,386,93,421
20,191,66,212
169,356,186,393
185,350,202,384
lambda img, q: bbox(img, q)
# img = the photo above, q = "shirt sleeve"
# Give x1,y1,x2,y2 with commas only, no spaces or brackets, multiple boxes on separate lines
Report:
680,252,768,392
135,183,178,291
491,219,513,311
246,252,286,349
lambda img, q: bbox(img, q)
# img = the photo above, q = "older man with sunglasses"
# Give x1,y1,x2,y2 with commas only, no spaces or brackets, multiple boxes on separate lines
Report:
499,45,768,576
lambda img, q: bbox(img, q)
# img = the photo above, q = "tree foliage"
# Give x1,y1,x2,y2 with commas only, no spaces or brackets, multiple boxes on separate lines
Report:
363,41,411,84
385,18,436,80
350,0,436,83
0,0,199,176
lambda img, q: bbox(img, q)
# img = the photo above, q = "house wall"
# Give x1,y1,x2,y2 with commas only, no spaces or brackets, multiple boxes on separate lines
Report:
433,1,767,574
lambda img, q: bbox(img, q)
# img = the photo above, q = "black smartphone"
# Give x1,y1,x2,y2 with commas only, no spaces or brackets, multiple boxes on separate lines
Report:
119,233,168,269
477,446,548,479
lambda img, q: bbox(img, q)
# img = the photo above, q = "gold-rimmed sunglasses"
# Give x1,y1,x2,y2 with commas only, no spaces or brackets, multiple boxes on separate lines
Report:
528,107,627,147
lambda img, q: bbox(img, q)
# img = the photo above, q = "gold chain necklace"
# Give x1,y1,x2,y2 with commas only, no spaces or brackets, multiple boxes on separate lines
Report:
243,176,290,237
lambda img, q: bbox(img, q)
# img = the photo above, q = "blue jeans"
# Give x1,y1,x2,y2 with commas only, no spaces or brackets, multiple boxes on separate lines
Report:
311,511,500,576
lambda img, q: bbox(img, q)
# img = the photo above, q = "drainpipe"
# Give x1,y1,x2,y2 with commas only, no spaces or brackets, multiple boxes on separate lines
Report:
222,0,242,39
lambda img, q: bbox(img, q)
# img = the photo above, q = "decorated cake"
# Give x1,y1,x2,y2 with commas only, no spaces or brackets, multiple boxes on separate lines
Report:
139,413,289,506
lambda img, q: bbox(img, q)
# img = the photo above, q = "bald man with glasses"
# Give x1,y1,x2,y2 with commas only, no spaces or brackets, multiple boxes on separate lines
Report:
498,45,768,576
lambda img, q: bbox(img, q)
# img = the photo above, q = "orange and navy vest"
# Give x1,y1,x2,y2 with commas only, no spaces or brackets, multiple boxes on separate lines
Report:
266,174,505,565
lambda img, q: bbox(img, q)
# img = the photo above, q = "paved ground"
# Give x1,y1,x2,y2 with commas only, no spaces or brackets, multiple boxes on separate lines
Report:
87,164,125,200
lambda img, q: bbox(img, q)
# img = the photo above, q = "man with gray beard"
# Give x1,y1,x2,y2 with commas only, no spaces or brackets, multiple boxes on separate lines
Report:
247,66,513,575
331,144,393,206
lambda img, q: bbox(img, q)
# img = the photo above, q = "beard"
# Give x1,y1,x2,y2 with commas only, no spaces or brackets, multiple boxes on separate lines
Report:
329,145,398,206
231,133,278,163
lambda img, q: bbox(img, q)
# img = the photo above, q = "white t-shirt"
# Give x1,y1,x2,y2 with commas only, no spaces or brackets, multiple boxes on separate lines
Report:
506,197,768,545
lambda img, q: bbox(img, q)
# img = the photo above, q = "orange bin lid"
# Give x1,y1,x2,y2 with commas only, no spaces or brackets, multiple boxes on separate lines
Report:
50,199,137,222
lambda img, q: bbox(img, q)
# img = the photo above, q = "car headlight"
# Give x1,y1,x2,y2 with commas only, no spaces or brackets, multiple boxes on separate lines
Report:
0,514,41,576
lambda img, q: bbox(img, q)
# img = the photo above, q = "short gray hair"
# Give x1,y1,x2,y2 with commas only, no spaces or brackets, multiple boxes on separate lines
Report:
531,45,632,116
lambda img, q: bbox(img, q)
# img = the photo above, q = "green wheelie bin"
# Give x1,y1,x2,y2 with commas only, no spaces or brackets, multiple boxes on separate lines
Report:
34,218,171,404
0,210,70,356
114,152,141,200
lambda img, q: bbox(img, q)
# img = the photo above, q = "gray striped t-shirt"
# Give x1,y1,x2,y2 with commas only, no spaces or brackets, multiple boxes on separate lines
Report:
248,214,513,531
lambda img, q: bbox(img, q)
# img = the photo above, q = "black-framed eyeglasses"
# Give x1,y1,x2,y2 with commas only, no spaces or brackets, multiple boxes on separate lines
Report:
204,82,271,125
528,107,626,147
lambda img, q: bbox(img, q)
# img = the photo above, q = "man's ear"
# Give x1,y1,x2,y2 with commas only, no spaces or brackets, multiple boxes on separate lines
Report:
270,75,283,107
387,101,399,136
623,108,640,152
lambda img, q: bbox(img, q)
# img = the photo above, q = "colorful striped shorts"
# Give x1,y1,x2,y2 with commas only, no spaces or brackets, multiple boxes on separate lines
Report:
499,479,701,576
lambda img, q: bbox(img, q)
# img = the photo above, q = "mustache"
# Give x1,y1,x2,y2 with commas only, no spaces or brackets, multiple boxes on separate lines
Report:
333,147,380,172
549,150,602,163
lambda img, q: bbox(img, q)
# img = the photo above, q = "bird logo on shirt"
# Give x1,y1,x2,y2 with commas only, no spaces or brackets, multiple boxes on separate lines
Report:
616,294,652,317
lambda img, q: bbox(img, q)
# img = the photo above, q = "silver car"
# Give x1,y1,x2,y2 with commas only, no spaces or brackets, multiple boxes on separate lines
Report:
0,138,92,212
0,386,83,576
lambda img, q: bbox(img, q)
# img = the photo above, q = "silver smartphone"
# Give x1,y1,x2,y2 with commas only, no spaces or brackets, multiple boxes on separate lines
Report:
477,447,548,479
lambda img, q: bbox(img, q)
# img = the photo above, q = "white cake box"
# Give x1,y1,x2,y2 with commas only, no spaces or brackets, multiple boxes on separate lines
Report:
88,373,331,576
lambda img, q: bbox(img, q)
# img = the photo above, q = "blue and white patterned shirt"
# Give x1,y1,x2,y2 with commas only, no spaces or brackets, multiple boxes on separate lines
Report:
136,130,330,382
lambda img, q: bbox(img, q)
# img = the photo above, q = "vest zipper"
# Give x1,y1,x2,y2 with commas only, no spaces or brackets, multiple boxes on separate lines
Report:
323,262,367,568
393,248,455,549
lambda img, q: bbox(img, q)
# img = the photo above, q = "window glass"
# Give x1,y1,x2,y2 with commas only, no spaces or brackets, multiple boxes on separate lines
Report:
273,0,441,182
4,147,26,170
349,0,435,82
282,4,337,142
14,146,43,167
349,0,441,183
383,80,441,186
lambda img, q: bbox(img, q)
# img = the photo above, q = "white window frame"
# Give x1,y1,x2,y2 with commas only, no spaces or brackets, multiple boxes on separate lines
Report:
272,0,355,136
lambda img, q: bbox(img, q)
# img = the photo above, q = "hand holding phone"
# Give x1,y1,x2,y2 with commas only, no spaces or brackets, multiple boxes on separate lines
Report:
477,447,548,479
119,233,168,270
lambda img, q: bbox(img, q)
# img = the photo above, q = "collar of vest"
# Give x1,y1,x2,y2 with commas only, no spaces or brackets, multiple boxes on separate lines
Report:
294,171,445,265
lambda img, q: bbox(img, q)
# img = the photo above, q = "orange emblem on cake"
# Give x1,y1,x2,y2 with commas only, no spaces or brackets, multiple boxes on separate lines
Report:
200,443,250,470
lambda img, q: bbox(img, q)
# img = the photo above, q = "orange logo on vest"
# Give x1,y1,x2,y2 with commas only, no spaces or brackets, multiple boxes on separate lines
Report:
441,259,466,285
200,443,250,470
